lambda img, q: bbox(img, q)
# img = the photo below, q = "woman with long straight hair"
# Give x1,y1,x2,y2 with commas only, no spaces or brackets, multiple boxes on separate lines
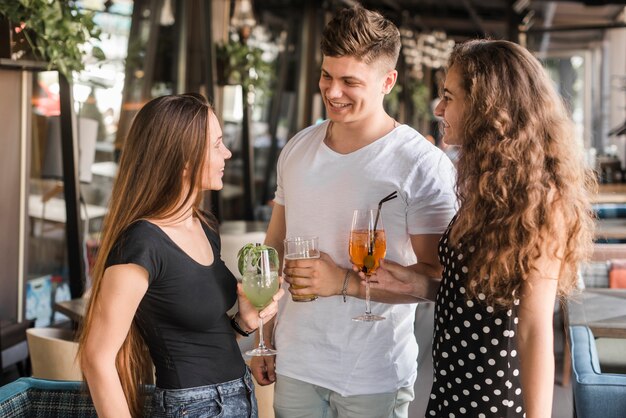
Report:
78,93,283,418
366,40,595,417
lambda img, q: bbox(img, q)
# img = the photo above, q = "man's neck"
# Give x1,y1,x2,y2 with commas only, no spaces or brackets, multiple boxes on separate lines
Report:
324,112,397,154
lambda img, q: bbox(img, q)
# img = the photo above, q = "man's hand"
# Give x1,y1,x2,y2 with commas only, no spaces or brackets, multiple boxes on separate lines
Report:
250,353,277,385
283,252,345,298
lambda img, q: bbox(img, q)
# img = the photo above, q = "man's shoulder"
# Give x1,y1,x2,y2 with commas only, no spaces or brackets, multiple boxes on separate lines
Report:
291,121,327,142
390,125,446,157
280,122,327,155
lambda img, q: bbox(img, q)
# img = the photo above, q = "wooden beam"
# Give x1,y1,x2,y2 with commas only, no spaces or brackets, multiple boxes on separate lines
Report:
460,0,493,38
58,74,85,299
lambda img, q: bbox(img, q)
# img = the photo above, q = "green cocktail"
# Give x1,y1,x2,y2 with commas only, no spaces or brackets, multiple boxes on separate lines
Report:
238,243,280,356
243,271,279,310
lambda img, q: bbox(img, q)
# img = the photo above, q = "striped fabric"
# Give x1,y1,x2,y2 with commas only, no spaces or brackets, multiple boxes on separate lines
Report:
0,377,155,417
0,378,95,417
580,261,610,288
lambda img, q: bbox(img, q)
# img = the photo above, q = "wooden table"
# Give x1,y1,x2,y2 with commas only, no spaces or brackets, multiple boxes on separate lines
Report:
29,196,108,224
54,298,87,323
561,288,626,385
594,184,626,204
566,288,626,338
595,219,626,241
592,184,626,240
219,220,268,234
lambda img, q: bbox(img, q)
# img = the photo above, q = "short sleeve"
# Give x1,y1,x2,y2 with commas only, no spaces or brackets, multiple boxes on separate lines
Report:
273,122,323,206
106,222,161,284
406,150,458,235
274,138,288,206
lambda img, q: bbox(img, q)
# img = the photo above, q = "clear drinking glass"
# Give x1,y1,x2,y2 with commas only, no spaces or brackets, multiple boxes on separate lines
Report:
283,236,320,302
349,209,386,322
242,247,280,356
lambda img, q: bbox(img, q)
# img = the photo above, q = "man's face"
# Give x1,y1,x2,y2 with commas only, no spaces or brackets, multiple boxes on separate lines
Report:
319,55,396,125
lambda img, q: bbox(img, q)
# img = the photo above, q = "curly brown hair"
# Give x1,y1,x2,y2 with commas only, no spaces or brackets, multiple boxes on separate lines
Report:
320,3,400,70
447,40,596,308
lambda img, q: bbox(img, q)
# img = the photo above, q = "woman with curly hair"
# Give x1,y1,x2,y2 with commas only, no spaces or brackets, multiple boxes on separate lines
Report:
78,94,284,418
367,39,595,417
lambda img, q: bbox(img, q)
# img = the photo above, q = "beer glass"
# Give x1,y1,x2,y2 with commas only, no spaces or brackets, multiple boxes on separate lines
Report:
283,236,319,302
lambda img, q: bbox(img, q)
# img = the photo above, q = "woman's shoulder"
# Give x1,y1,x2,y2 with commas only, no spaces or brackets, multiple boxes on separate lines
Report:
110,220,169,257
120,219,161,240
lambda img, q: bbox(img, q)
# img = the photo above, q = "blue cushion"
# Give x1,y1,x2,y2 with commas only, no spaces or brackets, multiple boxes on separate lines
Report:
594,204,626,219
569,325,626,417
0,377,96,417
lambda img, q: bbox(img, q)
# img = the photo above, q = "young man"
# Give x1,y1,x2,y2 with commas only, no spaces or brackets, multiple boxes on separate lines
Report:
250,5,457,418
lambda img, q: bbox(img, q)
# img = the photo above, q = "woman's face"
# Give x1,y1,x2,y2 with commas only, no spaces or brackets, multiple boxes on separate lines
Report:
202,110,232,191
434,65,468,146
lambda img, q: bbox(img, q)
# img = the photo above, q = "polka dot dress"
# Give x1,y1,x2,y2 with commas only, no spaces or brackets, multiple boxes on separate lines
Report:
426,221,525,417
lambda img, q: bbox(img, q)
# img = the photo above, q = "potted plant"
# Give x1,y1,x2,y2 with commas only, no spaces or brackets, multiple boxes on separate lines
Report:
0,0,104,79
215,37,274,95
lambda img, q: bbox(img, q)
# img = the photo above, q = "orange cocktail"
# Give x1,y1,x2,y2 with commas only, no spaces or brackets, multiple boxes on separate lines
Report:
349,230,386,276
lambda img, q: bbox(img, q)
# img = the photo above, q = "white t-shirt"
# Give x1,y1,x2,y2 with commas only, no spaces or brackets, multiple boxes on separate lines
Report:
273,120,457,396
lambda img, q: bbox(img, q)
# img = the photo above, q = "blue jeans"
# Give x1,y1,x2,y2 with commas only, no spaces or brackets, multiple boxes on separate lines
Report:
150,369,258,418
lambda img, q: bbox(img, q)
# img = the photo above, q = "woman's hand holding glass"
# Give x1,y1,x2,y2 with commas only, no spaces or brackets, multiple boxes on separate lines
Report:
236,282,284,333
361,259,419,296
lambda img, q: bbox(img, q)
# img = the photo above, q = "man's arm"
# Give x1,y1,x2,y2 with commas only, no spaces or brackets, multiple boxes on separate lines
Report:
408,233,444,277
249,203,285,385
264,203,286,268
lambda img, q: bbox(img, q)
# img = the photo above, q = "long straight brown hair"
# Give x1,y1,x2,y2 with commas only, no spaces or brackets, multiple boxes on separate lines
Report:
78,93,215,417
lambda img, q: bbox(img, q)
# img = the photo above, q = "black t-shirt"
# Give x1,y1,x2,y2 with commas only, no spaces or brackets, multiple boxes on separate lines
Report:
106,220,245,389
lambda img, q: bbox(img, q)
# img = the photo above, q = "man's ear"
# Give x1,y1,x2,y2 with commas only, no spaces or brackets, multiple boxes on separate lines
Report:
382,69,398,94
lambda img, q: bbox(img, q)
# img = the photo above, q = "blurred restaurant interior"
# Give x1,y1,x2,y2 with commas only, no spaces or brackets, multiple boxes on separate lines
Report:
1,0,626,416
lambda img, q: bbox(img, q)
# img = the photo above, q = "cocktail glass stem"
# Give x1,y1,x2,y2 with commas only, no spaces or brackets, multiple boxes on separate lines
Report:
257,316,267,351
246,311,277,356
365,275,372,315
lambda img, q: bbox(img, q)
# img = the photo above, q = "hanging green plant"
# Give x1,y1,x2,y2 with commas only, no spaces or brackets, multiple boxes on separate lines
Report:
384,84,402,118
0,0,105,79
407,78,430,118
215,38,274,95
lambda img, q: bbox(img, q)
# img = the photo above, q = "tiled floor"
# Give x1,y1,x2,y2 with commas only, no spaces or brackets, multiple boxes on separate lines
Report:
553,360,574,418
552,307,574,418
